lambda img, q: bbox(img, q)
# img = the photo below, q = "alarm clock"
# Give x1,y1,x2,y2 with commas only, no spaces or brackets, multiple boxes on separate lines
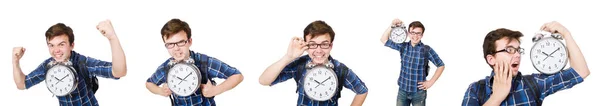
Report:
303,61,338,101
530,31,568,74
45,61,78,96
389,24,408,43
166,58,202,96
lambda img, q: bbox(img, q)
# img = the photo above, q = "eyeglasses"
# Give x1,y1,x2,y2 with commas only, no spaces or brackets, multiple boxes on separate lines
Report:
307,43,331,49
491,46,524,55
409,31,423,36
164,40,188,49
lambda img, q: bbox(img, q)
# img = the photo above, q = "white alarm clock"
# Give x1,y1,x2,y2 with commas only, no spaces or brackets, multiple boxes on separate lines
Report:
389,24,408,43
166,58,202,96
303,62,338,101
530,31,568,74
45,61,78,96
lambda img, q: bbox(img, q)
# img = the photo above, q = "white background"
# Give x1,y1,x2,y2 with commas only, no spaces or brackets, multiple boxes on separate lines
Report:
1,0,598,106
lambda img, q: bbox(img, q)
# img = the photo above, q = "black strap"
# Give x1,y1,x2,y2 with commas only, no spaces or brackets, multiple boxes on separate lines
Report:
78,57,98,94
423,45,431,76
523,75,542,106
476,79,487,105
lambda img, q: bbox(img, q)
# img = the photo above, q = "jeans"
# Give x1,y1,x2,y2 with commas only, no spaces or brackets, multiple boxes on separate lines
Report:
397,89,427,106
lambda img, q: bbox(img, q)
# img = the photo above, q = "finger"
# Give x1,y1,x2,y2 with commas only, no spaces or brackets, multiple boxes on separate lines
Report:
493,61,499,79
507,65,513,82
499,60,505,80
418,82,424,84
301,46,309,51
504,60,510,79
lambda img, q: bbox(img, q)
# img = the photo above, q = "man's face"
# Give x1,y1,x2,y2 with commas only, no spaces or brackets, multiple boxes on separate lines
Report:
409,27,424,45
487,37,522,76
163,30,192,61
305,34,333,65
47,34,73,62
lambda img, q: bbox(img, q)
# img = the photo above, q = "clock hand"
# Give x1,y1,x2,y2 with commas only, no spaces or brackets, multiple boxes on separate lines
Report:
178,72,193,85
314,80,323,88
59,74,69,81
182,72,192,80
320,77,332,84
543,48,560,61
177,77,185,81
54,77,62,85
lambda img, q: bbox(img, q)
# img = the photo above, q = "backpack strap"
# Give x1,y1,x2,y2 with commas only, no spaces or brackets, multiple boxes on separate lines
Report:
198,54,215,99
77,56,98,94
522,75,542,106
423,45,431,76
293,56,310,93
476,79,487,105
334,64,348,100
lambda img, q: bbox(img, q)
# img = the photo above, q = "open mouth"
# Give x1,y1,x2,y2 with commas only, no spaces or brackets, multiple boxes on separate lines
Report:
511,63,519,68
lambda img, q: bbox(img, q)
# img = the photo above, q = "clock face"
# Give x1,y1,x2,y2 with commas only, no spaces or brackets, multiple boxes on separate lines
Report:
390,27,408,43
167,63,201,96
45,65,77,96
303,66,338,101
530,38,568,74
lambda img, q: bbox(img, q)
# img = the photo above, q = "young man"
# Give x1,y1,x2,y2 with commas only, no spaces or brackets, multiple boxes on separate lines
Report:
145,18,244,106
461,21,590,106
380,19,446,106
259,20,368,106
12,20,128,106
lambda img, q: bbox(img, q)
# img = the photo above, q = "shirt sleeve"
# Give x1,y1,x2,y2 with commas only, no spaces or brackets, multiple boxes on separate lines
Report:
269,59,302,86
24,61,50,89
462,82,482,106
205,57,242,79
384,39,407,52
535,67,584,99
340,65,368,94
427,47,445,67
82,56,118,79
146,62,168,85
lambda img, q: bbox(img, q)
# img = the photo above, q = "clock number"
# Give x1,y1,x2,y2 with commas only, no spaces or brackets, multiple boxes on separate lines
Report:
318,71,322,75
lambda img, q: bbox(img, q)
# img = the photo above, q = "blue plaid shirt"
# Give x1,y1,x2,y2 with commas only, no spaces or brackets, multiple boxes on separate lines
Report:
270,55,368,106
24,51,119,106
385,40,445,92
462,68,584,106
147,50,242,106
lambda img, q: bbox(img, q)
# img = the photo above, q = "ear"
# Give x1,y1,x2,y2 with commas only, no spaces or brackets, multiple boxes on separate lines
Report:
486,54,495,66
188,38,193,46
70,42,75,49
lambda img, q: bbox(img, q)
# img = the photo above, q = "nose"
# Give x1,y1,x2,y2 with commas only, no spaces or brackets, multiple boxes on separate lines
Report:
513,52,521,60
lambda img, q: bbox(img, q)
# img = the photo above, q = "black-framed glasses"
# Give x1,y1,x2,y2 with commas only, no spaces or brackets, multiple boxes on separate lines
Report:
492,46,524,55
307,43,331,49
164,40,188,49
409,31,423,36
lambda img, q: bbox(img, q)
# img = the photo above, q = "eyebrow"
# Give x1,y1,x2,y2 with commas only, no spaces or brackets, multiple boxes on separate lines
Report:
166,39,186,44
48,41,67,45
308,41,330,43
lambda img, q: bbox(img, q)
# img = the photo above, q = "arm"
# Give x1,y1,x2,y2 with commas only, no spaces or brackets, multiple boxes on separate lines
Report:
145,65,171,97
259,56,296,86
380,19,403,44
202,56,245,97
419,48,446,90
97,20,127,78
259,37,307,86
541,21,589,79
351,92,368,106
12,47,26,89
342,66,369,106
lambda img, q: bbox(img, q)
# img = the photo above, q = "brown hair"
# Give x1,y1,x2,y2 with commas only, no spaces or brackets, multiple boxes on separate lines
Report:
161,18,191,41
45,23,74,45
303,20,335,42
482,28,524,67
408,21,425,33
